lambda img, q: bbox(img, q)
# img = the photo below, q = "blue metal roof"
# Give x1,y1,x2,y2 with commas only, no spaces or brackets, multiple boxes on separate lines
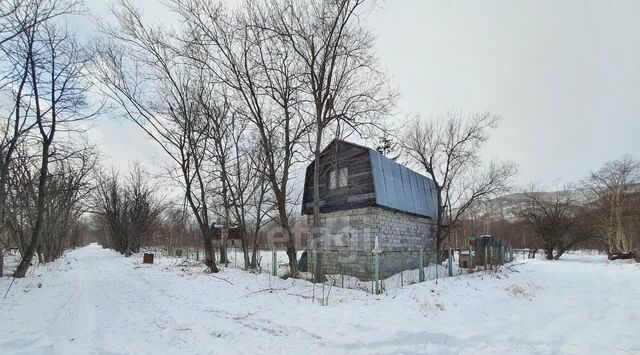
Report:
369,149,438,218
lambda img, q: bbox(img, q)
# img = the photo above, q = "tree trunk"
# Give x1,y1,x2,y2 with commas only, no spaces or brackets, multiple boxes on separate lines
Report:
277,202,297,276
220,243,227,264
239,225,249,270
37,245,43,264
311,128,323,281
616,207,630,253
544,246,554,260
203,232,219,273
435,234,444,264
241,235,249,270
184,167,218,273
14,140,51,278
124,232,132,257
553,249,567,260
250,229,259,269
434,190,445,265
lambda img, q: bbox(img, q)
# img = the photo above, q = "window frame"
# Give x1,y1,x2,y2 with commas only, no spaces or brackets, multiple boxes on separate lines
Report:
329,167,348,190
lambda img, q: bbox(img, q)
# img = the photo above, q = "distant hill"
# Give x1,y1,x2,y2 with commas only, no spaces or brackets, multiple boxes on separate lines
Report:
468,184,640,222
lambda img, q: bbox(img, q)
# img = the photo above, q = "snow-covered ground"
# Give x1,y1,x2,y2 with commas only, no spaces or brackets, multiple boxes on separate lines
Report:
1,244,638,355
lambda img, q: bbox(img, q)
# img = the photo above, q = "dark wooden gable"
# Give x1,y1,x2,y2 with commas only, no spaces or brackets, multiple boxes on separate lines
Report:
302,139,438,219
302,139,376,215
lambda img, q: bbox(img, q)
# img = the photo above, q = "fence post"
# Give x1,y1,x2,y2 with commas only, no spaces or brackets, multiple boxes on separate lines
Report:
484,245,488,268
372,236,382,295
435,250,439,283
418,249,425,282
374,254,381,294
448,248,453,277
489,247,494,268
469,246,473,269
272,247,277,276
313,250,318,281
500,245,505,265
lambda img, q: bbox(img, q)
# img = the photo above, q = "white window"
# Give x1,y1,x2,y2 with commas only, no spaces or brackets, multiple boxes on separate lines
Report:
338,167,348,187
329,170,337,189
329,167,348,189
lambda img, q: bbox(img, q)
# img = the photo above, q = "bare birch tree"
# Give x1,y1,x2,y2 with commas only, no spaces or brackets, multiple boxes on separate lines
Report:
586,155,640,256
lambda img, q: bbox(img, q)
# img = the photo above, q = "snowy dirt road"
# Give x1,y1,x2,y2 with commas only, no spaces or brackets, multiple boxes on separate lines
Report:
1,244,639,355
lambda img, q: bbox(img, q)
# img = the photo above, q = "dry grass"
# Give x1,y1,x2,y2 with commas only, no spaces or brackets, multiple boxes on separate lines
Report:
509,285,527,297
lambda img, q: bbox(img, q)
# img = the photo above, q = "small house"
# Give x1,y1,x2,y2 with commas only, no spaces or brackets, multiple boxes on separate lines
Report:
211,226,244,247
302,139,438,280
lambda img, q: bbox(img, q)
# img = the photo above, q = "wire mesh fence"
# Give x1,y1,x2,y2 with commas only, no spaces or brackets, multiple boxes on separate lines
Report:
304,243,520,294
155,242,520,295
164,245,293,273
305,249,440,294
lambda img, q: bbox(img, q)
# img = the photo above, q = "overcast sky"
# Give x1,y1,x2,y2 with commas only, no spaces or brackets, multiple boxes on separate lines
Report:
79,0,640,188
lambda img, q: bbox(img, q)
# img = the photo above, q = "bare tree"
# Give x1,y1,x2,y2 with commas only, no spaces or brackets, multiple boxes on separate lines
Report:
0,0,23,46
248,158,271,269
169,0,313,275
4,139,96,266
0,0,81,48
585,155,640,256
201,103,267,269
516,185,594,260
161,204,190,255
13,18,97,277
0,0,83,274
93,1,224,272
94,165,164,256
265,0,395,278
193,86,235,266
38,144,97,262
402,112,517,260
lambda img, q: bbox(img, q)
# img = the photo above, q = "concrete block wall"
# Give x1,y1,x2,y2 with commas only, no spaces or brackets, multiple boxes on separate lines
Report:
307,207,436,280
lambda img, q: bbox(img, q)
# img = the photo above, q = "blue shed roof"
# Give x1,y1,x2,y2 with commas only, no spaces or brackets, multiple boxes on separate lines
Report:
368,149,438,219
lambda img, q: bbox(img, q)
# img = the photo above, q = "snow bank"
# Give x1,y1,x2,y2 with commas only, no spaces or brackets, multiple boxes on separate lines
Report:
1,244,638,354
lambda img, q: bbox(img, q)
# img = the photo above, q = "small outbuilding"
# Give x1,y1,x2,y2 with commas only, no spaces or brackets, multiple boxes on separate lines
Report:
211,226,244,247
302,139,438,280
